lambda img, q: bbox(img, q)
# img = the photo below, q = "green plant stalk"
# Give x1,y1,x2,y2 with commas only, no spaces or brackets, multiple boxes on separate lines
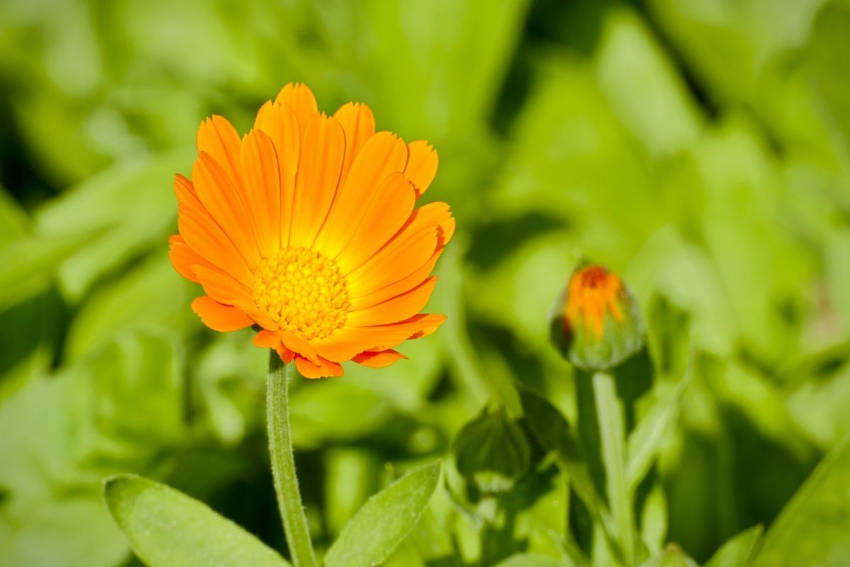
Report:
267,352,318,567
593,372,635,567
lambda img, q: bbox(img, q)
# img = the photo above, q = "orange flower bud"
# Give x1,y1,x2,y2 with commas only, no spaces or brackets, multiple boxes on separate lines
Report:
550,264,644,370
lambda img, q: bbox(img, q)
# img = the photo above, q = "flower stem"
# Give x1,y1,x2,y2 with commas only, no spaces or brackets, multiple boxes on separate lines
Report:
593,371,635,567
267,352,317,567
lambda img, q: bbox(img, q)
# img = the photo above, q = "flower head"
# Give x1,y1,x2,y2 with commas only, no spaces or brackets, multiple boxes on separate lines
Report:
170,83,454,378
550,264,643,370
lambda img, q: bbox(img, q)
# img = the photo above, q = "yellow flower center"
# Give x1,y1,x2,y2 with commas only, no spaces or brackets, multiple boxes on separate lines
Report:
251,247,351,341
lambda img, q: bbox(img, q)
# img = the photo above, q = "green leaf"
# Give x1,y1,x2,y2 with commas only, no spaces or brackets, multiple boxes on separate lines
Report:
640,544,699,567
809,0,850,145
626,382,683,490
323,462,440,567
0,186,29,245
0,495,129,567
753,435,850,566
493,553,569,567
705,525,762,567
64,252,197,361
0,229,101,310
103,474,290,567
520,389,609,528
34,149,192,300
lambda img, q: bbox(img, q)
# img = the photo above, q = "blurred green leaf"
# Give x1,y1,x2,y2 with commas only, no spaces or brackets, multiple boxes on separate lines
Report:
640,544,699,567
289,379,393,449
704,525,762,567
0,188,29,244
0,229,101,310
104,474,290,567
626,381,683,490
809,0,850,145
753,435,850,566
594,6,701,157
0,495,129,567
34,149,192,300
324,462,440,567
64,252,197,361
520,389,608,527
493,553,568,567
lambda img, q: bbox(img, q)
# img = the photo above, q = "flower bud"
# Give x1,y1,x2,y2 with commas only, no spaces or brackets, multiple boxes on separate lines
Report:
550,264,643,370
452,408,531,495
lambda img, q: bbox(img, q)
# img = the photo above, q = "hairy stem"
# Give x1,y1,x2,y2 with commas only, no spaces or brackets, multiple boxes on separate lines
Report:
267,352,317,567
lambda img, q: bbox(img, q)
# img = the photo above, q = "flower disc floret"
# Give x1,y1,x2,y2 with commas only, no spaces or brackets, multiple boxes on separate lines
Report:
252,248,351,341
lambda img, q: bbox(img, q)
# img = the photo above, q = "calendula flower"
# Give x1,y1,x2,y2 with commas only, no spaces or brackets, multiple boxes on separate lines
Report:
550,264,643,370
169,83,454,378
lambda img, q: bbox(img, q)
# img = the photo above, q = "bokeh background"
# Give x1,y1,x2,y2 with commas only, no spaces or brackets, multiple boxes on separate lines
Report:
2,0,850,565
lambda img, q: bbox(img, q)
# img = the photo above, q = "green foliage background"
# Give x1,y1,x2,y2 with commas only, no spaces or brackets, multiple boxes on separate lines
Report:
1,0,850,565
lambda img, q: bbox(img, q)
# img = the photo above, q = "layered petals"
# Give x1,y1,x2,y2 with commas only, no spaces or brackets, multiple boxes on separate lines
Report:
170,82,452,378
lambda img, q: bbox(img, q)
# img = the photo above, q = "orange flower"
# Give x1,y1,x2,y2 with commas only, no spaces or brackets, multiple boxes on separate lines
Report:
169,83,454,378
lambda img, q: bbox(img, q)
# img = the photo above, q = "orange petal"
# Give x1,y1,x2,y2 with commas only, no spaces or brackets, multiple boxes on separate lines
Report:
169,234,211,283
279,331,320,364
408,201,456,246
232,299,279,331
197,116,243,184
315,313,446,362
405,141,438,197
175,174,252,282
333,102,376,180
351,248,443,309
290,114,345,248
347,277,437,327
405,313,446,340
275,83,319,129
192,152,259,267
254,101,300,248
253,329,280,348
191,296,253,332
240,129,281,256
333,172,416,273
346,200,453,290
315,132,408,257
353,349,406,368
347,223,438,293
193,264,252,305
295,355,343,379
177,203,253,285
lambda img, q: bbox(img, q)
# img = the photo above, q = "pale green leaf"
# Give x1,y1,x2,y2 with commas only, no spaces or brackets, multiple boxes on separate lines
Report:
705,525,762,567
753,435,850,566
104,474,290,567
323,462,440,567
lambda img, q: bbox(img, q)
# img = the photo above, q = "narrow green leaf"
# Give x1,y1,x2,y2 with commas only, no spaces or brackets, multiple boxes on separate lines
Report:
753,434,850,566
626,383,682,490
323,462,440,567
705,525,762,567
104,474,290,567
